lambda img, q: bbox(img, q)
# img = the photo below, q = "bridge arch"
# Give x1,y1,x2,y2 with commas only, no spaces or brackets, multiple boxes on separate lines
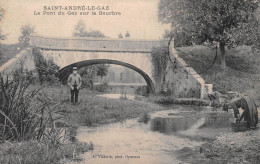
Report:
59,59,155,93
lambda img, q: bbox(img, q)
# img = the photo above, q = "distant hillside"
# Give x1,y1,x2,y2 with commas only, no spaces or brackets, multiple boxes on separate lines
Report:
176,46,260,104
0,44,25,66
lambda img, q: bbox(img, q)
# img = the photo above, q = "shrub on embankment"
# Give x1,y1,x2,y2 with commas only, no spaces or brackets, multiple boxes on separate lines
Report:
150,46,169,89
32,47,60,84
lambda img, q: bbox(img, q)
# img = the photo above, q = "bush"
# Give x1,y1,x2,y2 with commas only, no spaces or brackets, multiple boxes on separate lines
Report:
135,86,148,96
152,96,209,106
78,66,95,89
93,83,108,92
151,46,169,86
32,47,60,84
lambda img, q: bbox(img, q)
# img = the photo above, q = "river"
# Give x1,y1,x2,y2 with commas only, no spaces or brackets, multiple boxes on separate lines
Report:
73,94,233,164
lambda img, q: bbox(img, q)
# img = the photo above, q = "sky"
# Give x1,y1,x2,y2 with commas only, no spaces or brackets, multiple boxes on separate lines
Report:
0,0,170,44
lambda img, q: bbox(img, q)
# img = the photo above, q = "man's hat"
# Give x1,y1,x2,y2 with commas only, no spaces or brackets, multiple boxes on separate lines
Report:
73,67,78,70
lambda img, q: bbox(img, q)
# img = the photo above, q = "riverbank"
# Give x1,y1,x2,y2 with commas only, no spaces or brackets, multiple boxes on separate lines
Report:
2,83,259,164
0,83,96,164
0,139,93,164
39,85,164,126
180,108,260,164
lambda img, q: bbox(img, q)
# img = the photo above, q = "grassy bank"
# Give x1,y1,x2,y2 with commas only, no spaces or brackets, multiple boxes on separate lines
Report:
39,85,164,126
0,139,93,164
148,95,209,106
176,46,260,105
0,77,93,164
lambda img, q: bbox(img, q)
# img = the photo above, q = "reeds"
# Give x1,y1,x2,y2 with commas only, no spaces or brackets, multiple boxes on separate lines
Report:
0,71,65,142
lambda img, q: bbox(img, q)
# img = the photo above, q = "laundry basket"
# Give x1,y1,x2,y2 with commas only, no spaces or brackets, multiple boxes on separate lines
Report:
231,121,248,132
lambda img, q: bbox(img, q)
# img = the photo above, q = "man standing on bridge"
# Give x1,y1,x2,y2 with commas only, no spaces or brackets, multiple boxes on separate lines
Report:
68,67,82,104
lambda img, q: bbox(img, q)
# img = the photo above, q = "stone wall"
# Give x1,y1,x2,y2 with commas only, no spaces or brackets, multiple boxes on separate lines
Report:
158,41,212,99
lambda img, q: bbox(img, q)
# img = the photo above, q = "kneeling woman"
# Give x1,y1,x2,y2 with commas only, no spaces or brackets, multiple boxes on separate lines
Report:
223,97,258,129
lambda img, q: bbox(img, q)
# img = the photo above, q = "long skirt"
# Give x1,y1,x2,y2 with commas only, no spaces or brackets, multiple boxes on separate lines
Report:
242,97,258,127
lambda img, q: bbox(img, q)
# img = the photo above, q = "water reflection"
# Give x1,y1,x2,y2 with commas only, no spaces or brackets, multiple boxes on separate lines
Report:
75,107,233,164
98,93,135,100
150,111,232,134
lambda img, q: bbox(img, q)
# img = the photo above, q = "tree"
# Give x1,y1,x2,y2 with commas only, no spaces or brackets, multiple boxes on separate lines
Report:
0,8,7,41
230,10,260,50
73,20,87,37
0,28,6,41
158,0,260,69
96,64,110,83
19,24,35,46
163,29,193,47
78,65,96,90
32,48,60,84
73,20,106,37
0,8,7,61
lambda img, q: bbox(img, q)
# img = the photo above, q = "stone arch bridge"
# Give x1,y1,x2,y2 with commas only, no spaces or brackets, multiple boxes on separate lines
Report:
0,34,212,98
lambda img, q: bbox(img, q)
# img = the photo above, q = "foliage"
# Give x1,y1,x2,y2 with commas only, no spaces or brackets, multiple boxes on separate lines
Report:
93,83,109,93
32,47,60,84
135,86,149,96
0,8,7,41
86,30,105,37
96,64,110,82
229,14,260,50
0,28,7,41
163,29,193,47
0,72,63,142
73,20,105,37
138,112,150,123
78,66,96,89
0,77,92,163
152,96,209,106
176,46,260,104
151,46,169,85
0,8,7,61
158,0,260,69
18,24,35,47
73,20,86,37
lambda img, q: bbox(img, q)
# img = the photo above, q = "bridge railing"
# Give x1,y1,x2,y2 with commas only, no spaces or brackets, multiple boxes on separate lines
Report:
30,34,169,52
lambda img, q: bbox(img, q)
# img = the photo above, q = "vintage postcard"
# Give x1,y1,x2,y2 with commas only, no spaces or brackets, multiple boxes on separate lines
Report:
0,0,260,164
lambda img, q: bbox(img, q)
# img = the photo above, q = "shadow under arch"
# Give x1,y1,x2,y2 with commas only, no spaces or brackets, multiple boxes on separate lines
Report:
58,59,155,93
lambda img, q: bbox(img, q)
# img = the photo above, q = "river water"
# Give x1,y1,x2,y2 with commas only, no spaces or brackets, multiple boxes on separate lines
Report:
74,94,234,164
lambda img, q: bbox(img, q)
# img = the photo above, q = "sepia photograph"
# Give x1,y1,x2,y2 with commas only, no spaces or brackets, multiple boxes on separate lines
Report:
0,0,260,163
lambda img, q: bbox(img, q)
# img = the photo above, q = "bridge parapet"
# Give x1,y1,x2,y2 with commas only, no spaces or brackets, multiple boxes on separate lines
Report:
30,34,169,52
